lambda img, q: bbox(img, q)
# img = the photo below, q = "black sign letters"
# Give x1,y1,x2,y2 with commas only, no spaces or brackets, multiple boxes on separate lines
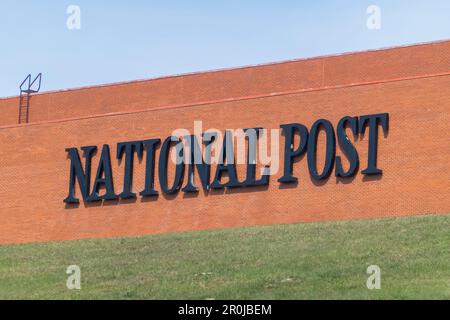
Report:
64,113,389,204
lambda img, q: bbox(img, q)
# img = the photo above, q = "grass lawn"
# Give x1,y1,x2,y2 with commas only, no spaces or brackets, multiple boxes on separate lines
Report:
0,214,448,299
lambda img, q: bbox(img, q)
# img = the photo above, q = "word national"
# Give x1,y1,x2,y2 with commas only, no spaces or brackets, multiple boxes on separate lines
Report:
63,113,388,204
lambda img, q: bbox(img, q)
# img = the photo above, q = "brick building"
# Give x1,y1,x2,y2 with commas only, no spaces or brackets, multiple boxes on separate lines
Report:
0,40,449,244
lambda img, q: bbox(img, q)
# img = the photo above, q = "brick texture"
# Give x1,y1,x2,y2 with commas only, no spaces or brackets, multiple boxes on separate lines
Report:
0,41,449,244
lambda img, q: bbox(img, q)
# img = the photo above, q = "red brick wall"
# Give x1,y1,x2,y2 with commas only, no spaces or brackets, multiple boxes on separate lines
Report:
0,41,449,244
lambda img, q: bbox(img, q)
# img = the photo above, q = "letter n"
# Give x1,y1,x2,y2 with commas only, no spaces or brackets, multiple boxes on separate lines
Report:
64,146,97,204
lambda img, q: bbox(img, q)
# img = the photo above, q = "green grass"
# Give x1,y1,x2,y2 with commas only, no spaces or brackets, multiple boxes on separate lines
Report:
0,214,449,299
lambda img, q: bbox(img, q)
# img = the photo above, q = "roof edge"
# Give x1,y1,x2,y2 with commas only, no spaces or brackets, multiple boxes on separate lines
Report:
1,38,449,101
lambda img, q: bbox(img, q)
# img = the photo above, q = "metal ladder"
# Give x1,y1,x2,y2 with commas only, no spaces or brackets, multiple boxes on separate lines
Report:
19,73,42,124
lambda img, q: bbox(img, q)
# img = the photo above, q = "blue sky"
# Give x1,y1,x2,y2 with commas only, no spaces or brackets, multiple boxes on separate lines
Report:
1,0,449,97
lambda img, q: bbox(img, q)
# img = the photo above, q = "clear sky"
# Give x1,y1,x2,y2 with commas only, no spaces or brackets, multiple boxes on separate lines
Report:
1,0,449,97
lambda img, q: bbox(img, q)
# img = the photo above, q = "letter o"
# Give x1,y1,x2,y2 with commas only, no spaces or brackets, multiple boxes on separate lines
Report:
158,136,185,194
307,119,336,180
